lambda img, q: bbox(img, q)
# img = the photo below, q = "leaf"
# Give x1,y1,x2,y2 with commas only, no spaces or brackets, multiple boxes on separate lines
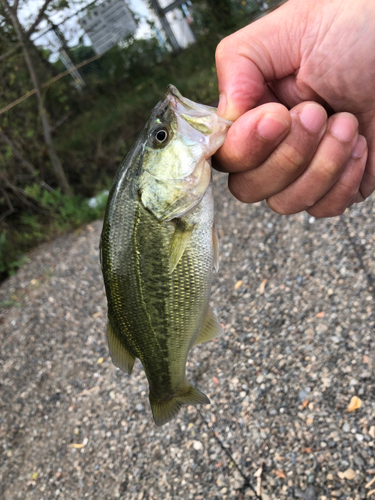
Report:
302,399,309,408
346,396,362,412
234,280,243,290
276,470,286,479
259,279,268,294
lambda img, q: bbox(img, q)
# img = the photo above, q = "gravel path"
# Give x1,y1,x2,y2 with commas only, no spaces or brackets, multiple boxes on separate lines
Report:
1,172,374,500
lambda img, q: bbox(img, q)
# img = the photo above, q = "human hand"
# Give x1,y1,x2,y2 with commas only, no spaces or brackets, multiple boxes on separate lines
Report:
214,0,374,217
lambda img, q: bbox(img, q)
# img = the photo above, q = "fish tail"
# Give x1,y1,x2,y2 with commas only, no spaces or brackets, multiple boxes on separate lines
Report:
150,386,210,426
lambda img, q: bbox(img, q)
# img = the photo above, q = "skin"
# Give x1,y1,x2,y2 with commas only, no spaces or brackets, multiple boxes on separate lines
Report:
214,0,375,217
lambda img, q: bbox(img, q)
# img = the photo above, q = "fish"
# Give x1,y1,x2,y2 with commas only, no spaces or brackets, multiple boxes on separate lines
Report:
100,85,231,426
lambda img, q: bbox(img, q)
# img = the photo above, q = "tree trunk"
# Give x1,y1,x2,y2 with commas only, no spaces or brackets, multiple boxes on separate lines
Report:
5,6,72,195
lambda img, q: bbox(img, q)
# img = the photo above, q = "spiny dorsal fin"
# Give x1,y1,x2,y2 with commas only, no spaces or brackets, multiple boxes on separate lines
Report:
107,319,135,375
194,306,223,346
212,223,219,272
169,220,195,273
150,385,209,426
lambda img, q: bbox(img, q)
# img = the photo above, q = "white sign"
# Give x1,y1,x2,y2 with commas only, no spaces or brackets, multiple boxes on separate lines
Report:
79,0,137,55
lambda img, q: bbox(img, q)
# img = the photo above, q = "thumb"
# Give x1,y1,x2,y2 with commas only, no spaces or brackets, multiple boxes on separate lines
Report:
215,0,306,121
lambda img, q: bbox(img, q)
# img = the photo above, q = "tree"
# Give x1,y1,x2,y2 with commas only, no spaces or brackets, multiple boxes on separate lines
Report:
0,0,72,195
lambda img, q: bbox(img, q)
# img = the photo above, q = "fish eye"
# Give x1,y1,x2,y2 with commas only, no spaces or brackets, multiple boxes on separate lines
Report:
151,126,169,147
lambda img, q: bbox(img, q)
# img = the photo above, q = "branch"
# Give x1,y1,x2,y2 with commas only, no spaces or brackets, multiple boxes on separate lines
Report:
0,41,21,61
26,0,54,37
0,187,15,222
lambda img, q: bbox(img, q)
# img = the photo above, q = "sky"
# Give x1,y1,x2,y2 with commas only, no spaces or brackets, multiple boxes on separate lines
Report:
18,0,153,56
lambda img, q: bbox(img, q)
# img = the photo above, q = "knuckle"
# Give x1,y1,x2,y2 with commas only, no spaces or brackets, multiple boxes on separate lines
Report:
215,36,233,62
228,175,253,203
267,195,296,215
275,143,306,173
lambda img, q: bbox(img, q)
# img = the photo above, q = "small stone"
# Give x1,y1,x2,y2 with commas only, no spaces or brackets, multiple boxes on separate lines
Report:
193,440,203,451
369,426,375,439
355,433,364,442
136,403,144,411
342,423,350,433
256,374,264,384
327,474,334,481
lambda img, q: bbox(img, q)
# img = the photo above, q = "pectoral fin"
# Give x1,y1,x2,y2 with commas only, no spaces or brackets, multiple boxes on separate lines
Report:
107,319,135,375
194,307,223,345
169,220,195,273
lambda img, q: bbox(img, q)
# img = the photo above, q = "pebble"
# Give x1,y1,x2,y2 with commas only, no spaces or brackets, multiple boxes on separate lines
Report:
342,423,350,433
193,441,203,451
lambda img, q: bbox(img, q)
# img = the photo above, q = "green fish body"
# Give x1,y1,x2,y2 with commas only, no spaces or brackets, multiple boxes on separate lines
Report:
100,86,231,425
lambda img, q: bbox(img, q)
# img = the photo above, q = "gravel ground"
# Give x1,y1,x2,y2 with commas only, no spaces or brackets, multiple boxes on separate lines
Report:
1,172,374,500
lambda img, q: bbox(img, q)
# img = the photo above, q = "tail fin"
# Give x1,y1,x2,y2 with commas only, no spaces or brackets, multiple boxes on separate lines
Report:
150,385,210,426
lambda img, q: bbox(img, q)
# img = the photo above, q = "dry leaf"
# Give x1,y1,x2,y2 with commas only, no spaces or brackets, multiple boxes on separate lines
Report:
69,438,88,449
276,470,286,479
69,443,85,449
368,489,375,497
338,469,356,480
77,386,100,397
302,447,311,454
97,357,104,364
31,472,38,480
316,311,325,318
93,311,102,318
302,399,309,408
212,377,219,385
234,280,243,290
259,279,268,295
366,477,375,489
346,396,362,412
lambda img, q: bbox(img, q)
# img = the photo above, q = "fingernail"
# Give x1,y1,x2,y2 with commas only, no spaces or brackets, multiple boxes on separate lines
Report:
329,114,358,142
297,103,327,134
257,113,290,141
217,94,227,117
351,135,367,159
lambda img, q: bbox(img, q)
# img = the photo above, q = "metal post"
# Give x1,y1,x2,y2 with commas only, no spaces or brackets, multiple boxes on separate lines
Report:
149,0,181,53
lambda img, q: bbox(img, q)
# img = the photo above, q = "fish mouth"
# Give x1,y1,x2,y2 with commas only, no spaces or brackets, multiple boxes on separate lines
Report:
165,84,232,124
164,85,232,148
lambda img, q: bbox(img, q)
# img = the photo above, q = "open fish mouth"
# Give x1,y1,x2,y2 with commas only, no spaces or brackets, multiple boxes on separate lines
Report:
165,85,232,147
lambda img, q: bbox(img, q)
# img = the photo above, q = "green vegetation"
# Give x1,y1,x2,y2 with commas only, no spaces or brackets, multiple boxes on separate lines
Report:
0,0,268,282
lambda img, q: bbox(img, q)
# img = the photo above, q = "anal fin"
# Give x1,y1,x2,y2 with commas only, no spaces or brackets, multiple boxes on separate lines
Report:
194,306,223,345
107,319,135,375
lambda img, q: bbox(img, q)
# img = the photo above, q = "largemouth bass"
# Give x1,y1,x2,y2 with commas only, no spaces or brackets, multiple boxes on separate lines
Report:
100,85,231,426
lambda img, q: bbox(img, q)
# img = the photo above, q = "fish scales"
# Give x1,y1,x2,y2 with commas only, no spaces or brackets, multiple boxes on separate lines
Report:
100,85,231,425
